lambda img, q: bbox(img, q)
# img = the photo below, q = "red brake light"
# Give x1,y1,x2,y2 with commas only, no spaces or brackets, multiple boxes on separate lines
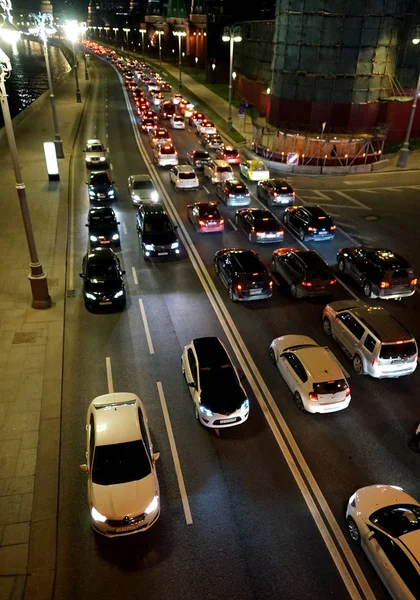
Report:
308,391,318,402
330,225,336,230
411,278,417,285
379,281,390,289
220,218,224,224
307,227,316,232
198,220,205,225
269,280,273,288
237,284,242,291
345,387,351,397
292,192,295,195
301,281,312,287
330,279,336,284
372,358,380,367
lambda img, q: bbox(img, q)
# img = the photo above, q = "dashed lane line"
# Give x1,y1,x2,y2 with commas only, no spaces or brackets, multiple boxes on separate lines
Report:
131,266,138,285
138,299,155,355
105,357,114,394
228,218,237,231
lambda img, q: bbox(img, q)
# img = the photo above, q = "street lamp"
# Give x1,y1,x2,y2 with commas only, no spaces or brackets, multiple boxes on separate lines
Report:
397,36,420,168
113,27,119,45
222,26,242,131
104,26,110,40
0,48,51,308
139,28,146,59
30,12,64,157
65,20,82,103
123,28,130,49
173,30,186,91
156,29,163,69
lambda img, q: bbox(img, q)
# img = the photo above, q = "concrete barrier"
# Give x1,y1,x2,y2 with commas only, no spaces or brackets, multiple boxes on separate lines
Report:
322,166,350,175
371,159,389,171
294,165,322,175
348,164,372,174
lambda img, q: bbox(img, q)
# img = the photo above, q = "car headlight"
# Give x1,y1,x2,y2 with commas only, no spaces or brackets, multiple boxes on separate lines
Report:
99,157,106,162
133,194,140,201
144,495,159,515
85,157,90,161
348,493,357,509
90,235,98,242
91,506,107,522
150,190,159,202
112,234,119,240
108,190,115,196
241,399,249,411
199,405,214,417
144,244,155,251
85,292,96,300
114,290,124,298
170,241,179,250
89,191,95,196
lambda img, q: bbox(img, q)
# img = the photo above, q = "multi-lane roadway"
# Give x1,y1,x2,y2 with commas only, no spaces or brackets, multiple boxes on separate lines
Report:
53,52,420,600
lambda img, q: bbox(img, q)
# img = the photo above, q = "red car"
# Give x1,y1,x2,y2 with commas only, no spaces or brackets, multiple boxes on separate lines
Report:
187,201,224,233
144,109,159,122
216,145,241,164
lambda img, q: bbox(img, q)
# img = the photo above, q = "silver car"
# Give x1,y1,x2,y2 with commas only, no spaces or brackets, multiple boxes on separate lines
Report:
322,299,418,378
84,139,108,168
127,174,159,205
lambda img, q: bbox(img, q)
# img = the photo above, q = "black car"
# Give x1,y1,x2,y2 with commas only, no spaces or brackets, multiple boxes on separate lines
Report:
87,171,116,202
187,149,211,169
215,179,251,207
235,208,284,244
283,205,336,241
160,101,176,119
214,248,273,302
86,206,120,248
257,178,295,208
337,246,417,300
136,203,179,259
271,248,336,298
80,247,126,311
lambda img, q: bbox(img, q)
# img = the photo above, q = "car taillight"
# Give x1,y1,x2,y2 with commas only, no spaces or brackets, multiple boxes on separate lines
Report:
411,278,417,285
345,387,351,397
292,192,295,196
308,391,318,402
269,280,273,288
330,279,336,284
301,281,312,287
198,220,205,226
177,179,181,183
330,225,336,230
273,192,278,197
229,193,234,197
237,284,242,291
379,281,390,288
220,218,224,224
372,358,380,367
307,227,316,232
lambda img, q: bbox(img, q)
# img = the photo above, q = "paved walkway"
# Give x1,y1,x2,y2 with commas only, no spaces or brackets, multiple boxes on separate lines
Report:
0,62,91,599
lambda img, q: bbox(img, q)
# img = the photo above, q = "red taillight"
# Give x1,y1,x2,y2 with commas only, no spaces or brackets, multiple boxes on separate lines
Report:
330,279,336,285
237,284,242,291
330,225,336,230
308,391,318,402
198,220,205,226
345,387,351,397
220,218,224,224
273,192,278,197
372,358,380,367
301,281,312,287
307,227,316,232
379,281,390,289
411,278,417,285
269,280,273,288
292,191,295,196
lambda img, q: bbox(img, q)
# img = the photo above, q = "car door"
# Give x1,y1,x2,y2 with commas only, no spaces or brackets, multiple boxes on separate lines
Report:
348,249,367,285
241,213,252,235
278,352,305,394
186,348,200,405
362,529,402,600
334,312,364,356
281,253,302,286
219,255,233,288
169,166,176,184
240,161,248,177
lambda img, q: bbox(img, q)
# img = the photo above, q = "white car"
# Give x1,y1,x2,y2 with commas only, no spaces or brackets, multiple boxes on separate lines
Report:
171,115,185,129
269,334,351,413
80,392,160,537
84,139,108,168
346,485,420,600
153,144,178,167
172,93,184,105
127,174,159,205
169,165,199,190
181,337,249,428
197,120,217,136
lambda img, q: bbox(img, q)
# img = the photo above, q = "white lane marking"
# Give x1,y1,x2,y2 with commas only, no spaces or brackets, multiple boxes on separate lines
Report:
157,382,193,525
120,75,374,600
314,190,334,201
296,195,331,201
308,203,369,211
138,299,154,354
381,187,405,192
131,266,138,285
122,222,127,235
343,180,372,185
68,156,76,291
335,190,371,210
228,218,237,231
202,185,210,194
105,357,114,394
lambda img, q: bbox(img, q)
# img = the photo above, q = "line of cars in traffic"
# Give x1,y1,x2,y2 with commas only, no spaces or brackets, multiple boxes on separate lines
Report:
81,45,420,600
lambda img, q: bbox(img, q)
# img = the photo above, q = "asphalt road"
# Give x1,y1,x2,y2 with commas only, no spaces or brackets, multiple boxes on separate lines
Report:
54,54,420,600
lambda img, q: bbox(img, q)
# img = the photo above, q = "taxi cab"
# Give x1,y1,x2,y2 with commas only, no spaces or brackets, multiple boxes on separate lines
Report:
239,159,270,181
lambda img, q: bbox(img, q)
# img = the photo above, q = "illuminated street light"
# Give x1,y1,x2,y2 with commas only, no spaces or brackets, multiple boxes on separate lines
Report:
156,29,163,69
123,27,130,48
413,38,420,45
139,27,146,58
173,30,186,91
0,47,51,308
266,87,270,94
222,26,242,131
232,71,237,80
65,20,82,103
104,26,110,39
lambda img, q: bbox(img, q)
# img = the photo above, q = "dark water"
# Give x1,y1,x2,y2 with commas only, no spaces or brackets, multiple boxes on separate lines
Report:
0,37,71,127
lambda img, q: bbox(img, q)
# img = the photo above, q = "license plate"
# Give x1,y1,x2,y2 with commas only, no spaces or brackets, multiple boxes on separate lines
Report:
318,231,328,235
115,523,139,533
100,241,110,244
158,252,168,256
280,198,289,203
220,418,236,424
250,289,262,295
208,221,216,226
266,234,276,238
98,195,106,198
99,301,112,305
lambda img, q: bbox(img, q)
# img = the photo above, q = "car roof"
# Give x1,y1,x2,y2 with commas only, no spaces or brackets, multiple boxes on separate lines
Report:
192,337,230,368
295,346,344,382
91,392,142,446
140,203,166,214
90,170,109,177
86,247,116,262
131,173,152,182
88,206,114,216
363,248,411,269
86,139,102,145
177,165,195,172
243,208,273,219
249,160,265,167
351,306,414,343
301,205,329,217
292,249,329,270
226,179,245,186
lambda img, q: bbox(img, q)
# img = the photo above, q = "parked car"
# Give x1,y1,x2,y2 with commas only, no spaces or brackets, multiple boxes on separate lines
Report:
214,248,273,302
271,248,336,298
257,178,295,208
80,247,126,311
239,159,269,181
86,206,120,248
187,201,224,233
283,205,336,241
236,208,284,243
337,246,417,300
169,165,199,190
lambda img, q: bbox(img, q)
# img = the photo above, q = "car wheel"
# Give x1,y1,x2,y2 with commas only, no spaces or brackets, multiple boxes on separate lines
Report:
353,354,364,375
323,318,332,336
346,517,360,545
283,213,288,225
271,259,277,274
294,391,305,411
269,347,276,364
299,228,306,242
363,280,372,298
337,258,345,273
290,283,299,299
228,285,237,302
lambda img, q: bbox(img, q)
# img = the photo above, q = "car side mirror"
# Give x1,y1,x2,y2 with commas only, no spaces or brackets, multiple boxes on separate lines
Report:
153,452,160,462
121,270,126,275
187,382,196,389
79,273,84,279
79,464,88,473
117,221,120,225
85,223,88,227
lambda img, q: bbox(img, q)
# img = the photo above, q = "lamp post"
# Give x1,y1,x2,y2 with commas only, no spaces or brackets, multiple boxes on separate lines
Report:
98,26,103,39
173,30,186,91
65,21,82,103
222,26,242,132
104,26,109,40
0,48,51,308
139,28,146,59
123,28,130,49
156,29,163,69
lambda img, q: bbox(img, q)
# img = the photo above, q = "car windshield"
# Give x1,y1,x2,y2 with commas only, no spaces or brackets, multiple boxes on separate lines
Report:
314,379,347,395
88,144,103,152
92,440,151,486
90,173,110,185
379,341,417,360
90,214,116,226
199,363,237,389
255,218,278,232
133,180,154,190
87,262,119,279
173,116,183,121
235,253,263,272
144,216,173,233
160,147,175,155
252,163,266,171
225,149,238,156
370,504,420,537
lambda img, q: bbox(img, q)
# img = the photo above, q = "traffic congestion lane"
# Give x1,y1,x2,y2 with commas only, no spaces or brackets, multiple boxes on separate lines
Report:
56,56,354,600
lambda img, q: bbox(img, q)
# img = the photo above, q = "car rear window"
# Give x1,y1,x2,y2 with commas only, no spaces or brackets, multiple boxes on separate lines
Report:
387,269,410,280
194,151,210,159
314,379,347,395
199,206,220,219
225,149,238,156
310,269,331,280
217,166,232,173
255,218,278,231
91,173,110,184
379,341,417,360
235,253,264,272
88,145,103,152
310,216,333,228
160,146,175,155
179,172,196,179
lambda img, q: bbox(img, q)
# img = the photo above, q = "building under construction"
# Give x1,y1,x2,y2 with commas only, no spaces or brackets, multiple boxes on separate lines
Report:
234,0,420,142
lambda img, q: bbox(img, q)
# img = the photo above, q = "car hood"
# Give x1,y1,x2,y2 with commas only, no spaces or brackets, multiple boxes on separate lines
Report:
89,225,118,237
91,473,157,520
400,530,420,558
86,152,105,160
85,278,123,295
201,383,246,415
142,231,177,245
89,184,113,194
355,485,416,518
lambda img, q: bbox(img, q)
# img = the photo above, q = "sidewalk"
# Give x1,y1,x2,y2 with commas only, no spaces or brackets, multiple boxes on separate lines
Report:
0,67,91,599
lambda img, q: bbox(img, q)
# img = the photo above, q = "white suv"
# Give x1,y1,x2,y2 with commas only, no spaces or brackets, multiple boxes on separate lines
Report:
153,144,178,167
203,159,234,184
84,139,108,168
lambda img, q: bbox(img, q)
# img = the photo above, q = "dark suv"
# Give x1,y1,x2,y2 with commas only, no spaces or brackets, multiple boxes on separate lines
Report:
257,178,295,208
136,203,180,259
283,205,336,241
86,206,120,248
337,246,417,300
214,248,273,302
271,248,336,298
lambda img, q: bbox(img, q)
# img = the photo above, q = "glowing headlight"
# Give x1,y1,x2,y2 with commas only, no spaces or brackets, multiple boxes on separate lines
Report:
99,157,106,161
133,194,140,201
108,190,115,196
241,399,249,411
112,234,119,240
150,190,159,202
199,405,214,417
89,191,95,196
90,235,98,242
114,290,124,298
91,506,107,522
171,241,179,250
144,495,159,515
144,244,155,251
85,292,96,300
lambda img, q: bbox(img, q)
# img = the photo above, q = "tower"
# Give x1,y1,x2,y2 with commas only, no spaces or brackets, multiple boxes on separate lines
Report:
166,0,187,19
146,0,162,16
